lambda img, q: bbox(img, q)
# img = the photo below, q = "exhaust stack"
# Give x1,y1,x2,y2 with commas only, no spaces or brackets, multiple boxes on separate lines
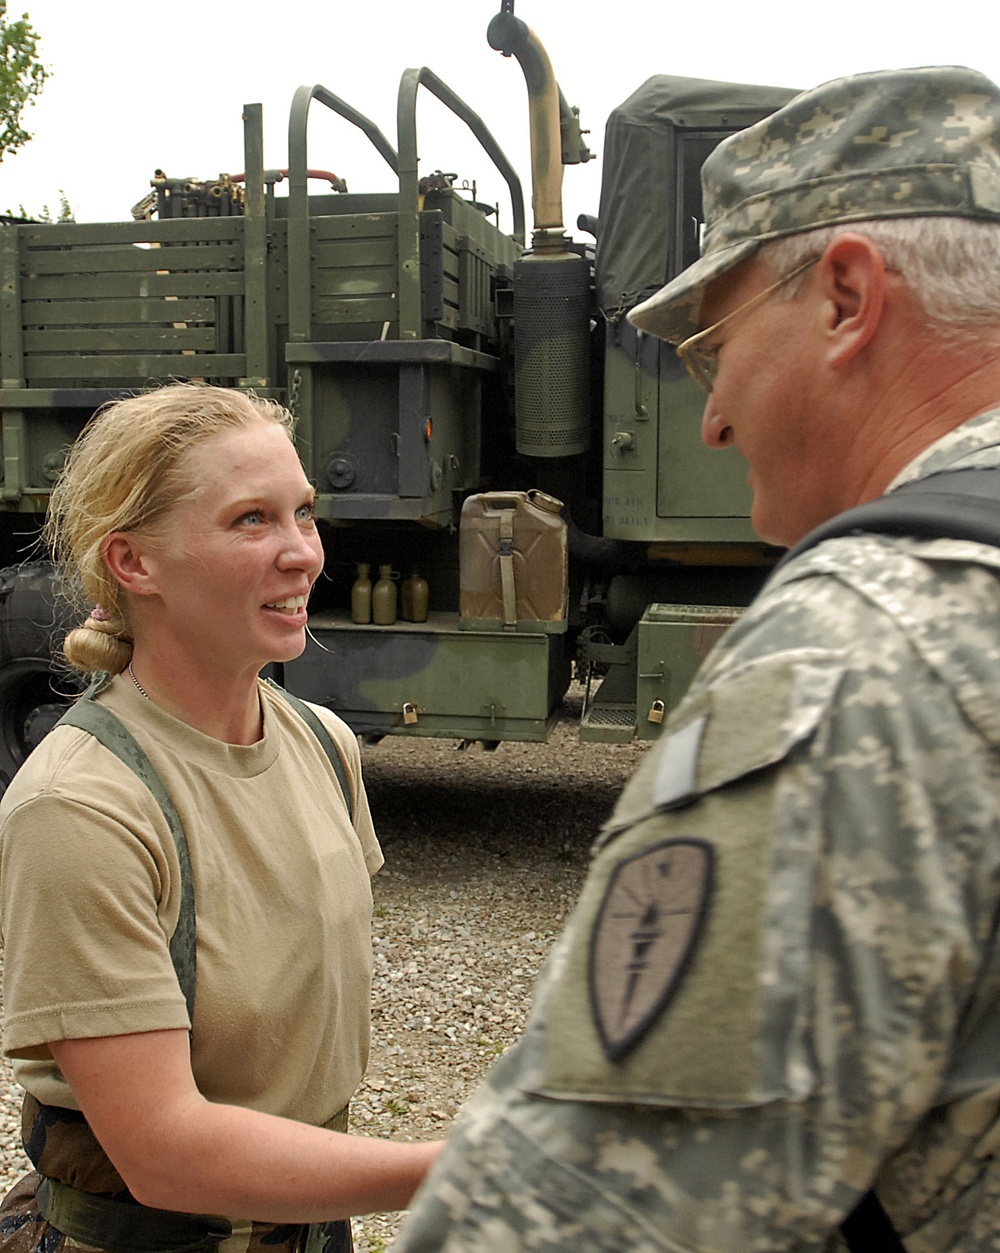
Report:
489,3,591,459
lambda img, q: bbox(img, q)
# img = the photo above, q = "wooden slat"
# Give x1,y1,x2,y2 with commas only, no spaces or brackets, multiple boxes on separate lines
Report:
24,353,246,380
311,265,397,300
439,222,460,279
0,227,25,382
313,237,396,271
22,272,245,299
23,242,242,275
311,214,397,242
24,326,218,352
312,294,397,325
19,218,244,248
22,298,216,325
458,248,493,335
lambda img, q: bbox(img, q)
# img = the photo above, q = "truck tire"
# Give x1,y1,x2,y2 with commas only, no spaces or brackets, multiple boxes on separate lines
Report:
0,563,78,791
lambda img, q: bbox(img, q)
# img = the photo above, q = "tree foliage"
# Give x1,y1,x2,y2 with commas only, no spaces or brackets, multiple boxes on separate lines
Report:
0,2,47,162
17,189,73,221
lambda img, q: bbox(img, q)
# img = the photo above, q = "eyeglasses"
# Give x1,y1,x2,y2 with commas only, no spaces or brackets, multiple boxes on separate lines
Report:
676,256,820,392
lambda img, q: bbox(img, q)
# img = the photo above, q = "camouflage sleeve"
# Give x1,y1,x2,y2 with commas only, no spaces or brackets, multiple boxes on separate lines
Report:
394,548,1000,1252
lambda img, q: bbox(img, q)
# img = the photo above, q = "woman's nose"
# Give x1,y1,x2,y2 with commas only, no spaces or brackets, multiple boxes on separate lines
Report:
278,523,324,576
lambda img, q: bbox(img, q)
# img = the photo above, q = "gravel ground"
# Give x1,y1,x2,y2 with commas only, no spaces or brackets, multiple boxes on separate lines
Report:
0,685,651,1252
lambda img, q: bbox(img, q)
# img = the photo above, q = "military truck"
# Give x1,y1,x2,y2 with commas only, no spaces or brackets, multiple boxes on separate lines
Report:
0,4,797,787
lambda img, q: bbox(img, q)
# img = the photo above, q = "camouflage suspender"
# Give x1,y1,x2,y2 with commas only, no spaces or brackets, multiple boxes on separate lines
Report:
56,682,197,1020
261,678,354,825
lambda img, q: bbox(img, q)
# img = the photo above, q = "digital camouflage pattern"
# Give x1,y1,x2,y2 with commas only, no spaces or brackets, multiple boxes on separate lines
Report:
393,409,1000,1252
630,65,1000,342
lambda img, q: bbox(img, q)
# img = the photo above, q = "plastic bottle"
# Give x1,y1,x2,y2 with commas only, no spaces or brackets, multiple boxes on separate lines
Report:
372,564,397,625
401,570,429,623
350,562,372,624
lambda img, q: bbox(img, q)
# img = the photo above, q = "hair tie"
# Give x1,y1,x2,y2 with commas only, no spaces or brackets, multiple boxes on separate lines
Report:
90,605,110,622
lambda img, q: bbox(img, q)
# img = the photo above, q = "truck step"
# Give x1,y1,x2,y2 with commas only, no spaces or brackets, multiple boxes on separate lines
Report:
579,701,637,744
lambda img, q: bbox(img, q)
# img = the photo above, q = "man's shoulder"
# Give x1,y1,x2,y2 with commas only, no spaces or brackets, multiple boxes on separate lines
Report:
755,531,1000,646
707,542,926,677
700,537,1000,750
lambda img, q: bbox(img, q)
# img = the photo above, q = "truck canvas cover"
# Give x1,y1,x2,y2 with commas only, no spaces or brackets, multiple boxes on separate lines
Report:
595,75,800,314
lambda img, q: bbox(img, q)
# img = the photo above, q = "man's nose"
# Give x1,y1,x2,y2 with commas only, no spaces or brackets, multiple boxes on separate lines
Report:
701,392,733,449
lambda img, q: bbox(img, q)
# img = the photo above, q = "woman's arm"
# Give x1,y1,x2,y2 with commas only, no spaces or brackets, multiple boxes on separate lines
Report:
49,1030,442,1222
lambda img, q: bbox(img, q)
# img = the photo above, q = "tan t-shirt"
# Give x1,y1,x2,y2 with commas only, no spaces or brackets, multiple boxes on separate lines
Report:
0,675,383,1127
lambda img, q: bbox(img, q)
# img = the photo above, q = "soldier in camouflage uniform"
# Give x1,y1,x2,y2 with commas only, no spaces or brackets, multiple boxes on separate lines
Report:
393,66,1000,1251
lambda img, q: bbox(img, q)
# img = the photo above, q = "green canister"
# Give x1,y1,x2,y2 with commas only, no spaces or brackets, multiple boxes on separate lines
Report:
350,563,372,624
372,564,397,625
401,570,429,623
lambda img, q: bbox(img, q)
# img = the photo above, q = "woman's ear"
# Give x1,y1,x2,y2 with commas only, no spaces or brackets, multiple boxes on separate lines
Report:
102,533,157,596
817,233,888,368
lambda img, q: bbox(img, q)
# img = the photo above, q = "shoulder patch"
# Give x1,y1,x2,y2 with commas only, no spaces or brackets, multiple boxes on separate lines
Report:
589,838,714,1061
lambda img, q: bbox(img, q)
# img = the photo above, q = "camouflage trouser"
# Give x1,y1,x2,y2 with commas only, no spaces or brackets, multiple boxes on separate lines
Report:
0,1172,353,1253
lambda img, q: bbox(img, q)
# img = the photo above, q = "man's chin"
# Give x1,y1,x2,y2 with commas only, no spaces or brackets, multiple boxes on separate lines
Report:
750,500,792,549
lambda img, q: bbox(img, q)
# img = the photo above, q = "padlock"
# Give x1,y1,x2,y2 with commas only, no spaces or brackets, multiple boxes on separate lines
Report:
402,702,419,725
647,699,665,725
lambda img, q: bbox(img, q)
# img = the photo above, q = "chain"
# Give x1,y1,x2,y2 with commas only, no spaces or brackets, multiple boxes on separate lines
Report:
287,367,302,418
128,664,150,700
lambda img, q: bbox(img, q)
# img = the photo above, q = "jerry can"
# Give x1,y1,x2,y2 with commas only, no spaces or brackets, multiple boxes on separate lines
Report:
459,489,567,629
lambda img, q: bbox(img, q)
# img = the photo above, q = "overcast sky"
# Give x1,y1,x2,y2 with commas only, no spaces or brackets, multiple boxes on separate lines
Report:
2,0,999,237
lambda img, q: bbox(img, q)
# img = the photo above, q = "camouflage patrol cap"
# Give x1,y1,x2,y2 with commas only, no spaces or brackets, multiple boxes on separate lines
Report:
628,65,1000,343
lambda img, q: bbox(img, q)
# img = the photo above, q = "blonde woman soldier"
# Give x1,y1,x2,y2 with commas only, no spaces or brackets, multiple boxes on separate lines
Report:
0,383,441,1253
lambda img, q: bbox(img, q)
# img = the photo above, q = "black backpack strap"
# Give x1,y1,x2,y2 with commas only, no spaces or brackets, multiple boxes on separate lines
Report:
55,676,197,1020
264,681,355,824
840,1189,907,1251
777,467,1000,570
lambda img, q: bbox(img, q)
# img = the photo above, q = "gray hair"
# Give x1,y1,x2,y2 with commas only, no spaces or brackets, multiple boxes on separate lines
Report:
761,217,1000,340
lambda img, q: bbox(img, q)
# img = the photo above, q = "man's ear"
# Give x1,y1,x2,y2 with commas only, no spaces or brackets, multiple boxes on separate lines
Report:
817,233,888,368
101,533,158,596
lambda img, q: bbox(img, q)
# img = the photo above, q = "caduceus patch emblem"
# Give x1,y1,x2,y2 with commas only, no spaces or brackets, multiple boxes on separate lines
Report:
589,838,714,1062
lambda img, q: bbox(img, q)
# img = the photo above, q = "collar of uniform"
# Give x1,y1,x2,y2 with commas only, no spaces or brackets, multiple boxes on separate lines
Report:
884,405,1000,492
98,673,281,778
